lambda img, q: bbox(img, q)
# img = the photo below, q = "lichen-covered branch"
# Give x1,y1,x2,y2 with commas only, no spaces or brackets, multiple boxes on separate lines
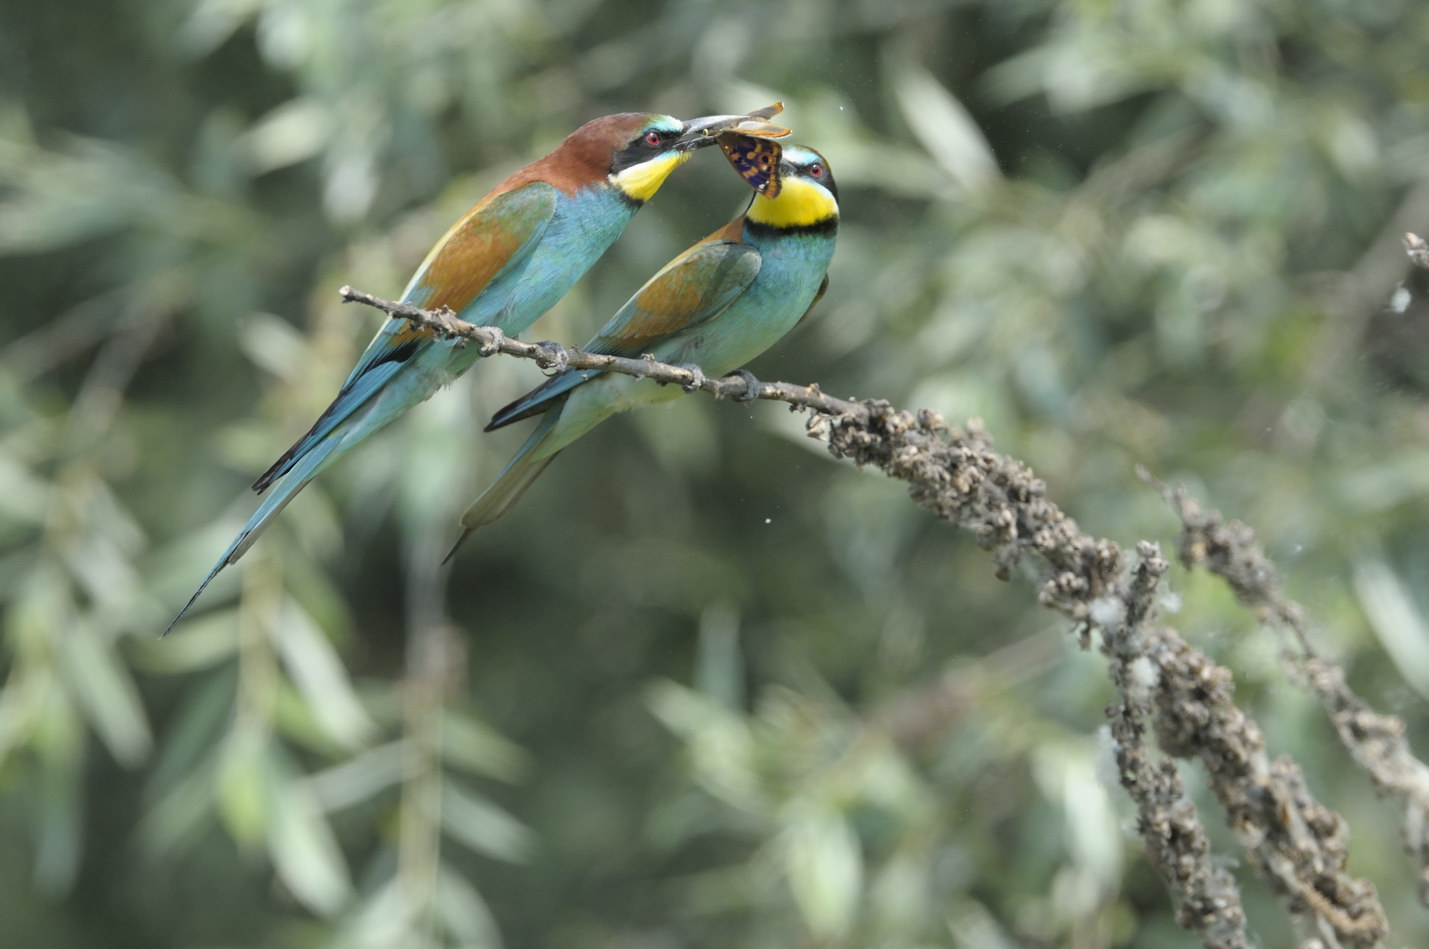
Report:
1148,471,1429,910
343,285,1409,948
816,407,1386,948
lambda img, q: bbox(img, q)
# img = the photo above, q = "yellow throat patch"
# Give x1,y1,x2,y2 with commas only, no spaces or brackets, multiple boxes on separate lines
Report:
609,150,689,203
747,176,838,229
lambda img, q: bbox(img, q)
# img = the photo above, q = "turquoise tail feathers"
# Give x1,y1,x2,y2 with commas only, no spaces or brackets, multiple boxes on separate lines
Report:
166,355,455,634
163,432,347,636
443,411,562,563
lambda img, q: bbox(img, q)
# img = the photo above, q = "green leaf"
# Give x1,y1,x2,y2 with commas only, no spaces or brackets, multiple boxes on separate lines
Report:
32,740,83,894
264,753,353,916
438,710,528,782
307,740,407,812
439,779,531,863
1354,556,1429,701
215,728,269,848
888,54,999,194
273,602,376,750
60,620,152,767
784,805,863,939
435,862,502,947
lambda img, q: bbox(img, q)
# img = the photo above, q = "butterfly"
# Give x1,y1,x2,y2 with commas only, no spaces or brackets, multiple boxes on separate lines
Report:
718,133,783,197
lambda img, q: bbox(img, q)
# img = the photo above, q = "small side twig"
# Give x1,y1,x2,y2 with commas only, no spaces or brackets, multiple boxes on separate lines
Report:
1143,467,1429,911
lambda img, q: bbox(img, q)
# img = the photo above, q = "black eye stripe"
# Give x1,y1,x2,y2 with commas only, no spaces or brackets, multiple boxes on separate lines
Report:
790,156,837,199
611,127,676,173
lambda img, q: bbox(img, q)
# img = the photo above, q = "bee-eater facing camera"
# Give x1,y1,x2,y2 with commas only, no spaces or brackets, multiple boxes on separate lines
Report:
447,136,839,552
167,109,790,634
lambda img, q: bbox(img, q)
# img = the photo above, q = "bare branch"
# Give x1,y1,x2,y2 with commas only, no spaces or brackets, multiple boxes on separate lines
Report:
337,285,867,419
341,285,1406,948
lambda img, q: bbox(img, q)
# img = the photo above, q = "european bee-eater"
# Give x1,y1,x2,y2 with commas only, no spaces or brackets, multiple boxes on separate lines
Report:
168,109,789,633
448,137,838,550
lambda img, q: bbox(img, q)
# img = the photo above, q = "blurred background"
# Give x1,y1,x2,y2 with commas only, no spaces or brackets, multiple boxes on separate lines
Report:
4,0,1429,945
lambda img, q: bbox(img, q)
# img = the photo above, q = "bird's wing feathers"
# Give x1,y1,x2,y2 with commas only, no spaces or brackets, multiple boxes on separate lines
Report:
253,184,559,492
486,239,761,430
585,234,760,356
343,182,559,388
403,182,559,313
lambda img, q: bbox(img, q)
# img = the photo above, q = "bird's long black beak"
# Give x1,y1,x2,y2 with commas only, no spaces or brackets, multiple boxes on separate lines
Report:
675,104,791,151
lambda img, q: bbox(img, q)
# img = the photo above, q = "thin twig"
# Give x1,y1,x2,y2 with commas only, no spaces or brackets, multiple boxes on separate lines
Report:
338,285,866,419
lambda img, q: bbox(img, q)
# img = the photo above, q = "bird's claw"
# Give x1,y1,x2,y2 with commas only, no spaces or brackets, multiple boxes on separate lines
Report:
724,368,763,402
479,327,507,357
535,339,569,371
674,362,706,393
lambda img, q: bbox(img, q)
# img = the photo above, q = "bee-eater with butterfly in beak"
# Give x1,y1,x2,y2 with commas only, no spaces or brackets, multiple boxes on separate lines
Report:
446,135,839,554
167,109,790,633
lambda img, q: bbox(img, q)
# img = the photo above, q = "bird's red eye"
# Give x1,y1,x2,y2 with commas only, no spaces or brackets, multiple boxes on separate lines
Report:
809,163,824,178
645,130,663,147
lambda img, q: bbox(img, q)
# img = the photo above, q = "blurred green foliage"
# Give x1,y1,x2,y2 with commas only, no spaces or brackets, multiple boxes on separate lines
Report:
3,0,1429,945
